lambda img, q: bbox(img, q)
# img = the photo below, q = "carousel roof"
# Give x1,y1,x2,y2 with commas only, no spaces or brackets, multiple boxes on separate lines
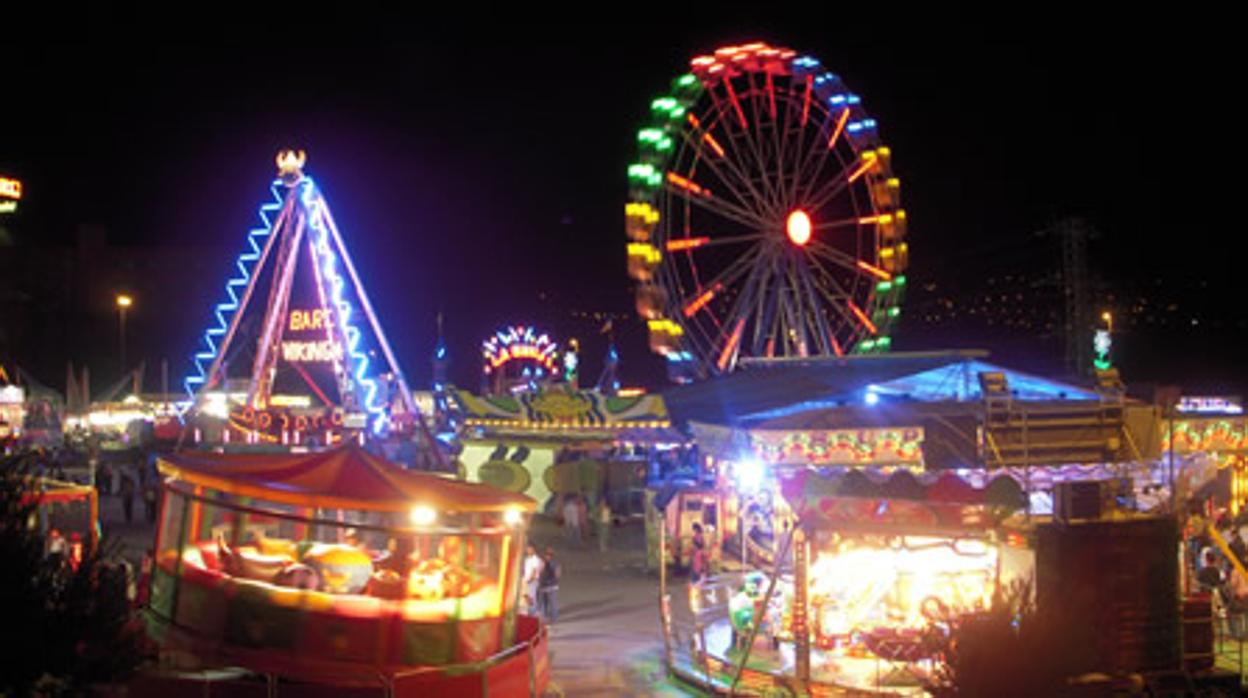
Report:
159,446,535,513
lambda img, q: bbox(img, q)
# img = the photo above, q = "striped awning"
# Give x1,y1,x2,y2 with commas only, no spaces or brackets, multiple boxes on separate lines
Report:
159,446,535,513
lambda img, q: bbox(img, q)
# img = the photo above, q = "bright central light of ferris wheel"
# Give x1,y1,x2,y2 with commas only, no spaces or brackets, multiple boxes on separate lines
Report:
787,209,812,246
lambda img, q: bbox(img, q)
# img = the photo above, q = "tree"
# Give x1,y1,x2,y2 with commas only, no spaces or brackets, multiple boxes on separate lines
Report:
1,453,148,696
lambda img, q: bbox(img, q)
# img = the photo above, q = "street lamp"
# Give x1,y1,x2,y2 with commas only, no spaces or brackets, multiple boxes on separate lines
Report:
116,294,133,372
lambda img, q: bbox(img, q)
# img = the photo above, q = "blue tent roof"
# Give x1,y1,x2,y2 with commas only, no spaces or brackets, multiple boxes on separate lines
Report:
662,352,1101,427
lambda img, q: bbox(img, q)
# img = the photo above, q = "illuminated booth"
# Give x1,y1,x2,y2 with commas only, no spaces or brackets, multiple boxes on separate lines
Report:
670,466,1030,695
26,476,100,568
146,446,546,695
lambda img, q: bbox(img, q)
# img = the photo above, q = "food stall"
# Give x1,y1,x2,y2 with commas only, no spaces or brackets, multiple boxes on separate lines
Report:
25,476,100,568
144,445,546,696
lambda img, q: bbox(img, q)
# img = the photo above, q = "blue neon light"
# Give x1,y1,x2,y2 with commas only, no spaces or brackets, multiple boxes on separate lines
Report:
300,179,386,433
183,180,285,403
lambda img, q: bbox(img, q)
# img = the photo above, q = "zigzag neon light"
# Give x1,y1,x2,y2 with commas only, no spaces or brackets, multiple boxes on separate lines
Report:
183,181,284,402
300,180,386,432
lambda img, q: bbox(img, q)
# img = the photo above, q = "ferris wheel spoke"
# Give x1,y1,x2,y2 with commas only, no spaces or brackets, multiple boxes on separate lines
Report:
771,77,795,214
791,105,839,201
664,176,770,230
783,81,811,201
796,261,839,356
705,86,758,174
717,245,776,365
679,244,764,316
784,86,814,212
747,253,782,355
806,258,864,337
803,155,870,214
686,108,774,220
813,215,875,232
800,75,814,128
810,263,877,338
681,122,775,222
807,240,871,277
742,72,784,217
665,232,763,252
711,79,783,220
800,125,866,207
778,259,808,356
761,253,804,357
790,257,826,357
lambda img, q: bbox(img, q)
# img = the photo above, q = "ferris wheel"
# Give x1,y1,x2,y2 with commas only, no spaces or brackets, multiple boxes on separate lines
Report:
626,42,909,379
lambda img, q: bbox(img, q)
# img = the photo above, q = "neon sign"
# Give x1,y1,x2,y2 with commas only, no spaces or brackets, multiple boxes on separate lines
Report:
184,180,284,399
1179,396,1244,415
229,404,344,442
288,308,334,332
281,339,344,363
482,326,559,375
0,177,21,200
0,201,15,214
1093,329,1112,371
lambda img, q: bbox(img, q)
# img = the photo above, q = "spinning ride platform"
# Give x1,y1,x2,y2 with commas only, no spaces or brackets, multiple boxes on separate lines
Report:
143,446,547,696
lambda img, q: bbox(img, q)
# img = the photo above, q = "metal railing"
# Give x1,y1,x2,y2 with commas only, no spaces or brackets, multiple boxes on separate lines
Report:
1214,606,1246,683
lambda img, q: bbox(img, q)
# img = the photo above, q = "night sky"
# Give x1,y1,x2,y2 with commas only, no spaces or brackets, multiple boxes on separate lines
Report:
2,15,1241,394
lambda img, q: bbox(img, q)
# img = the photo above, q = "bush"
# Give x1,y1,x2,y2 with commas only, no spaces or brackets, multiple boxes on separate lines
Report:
1,452,148,696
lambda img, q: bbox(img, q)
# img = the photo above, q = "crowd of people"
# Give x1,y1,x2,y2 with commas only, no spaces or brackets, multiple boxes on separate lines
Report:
517,493,623,626
523,544,561,623
1186,504,1248,638
98,460,159,525
558,493,614,552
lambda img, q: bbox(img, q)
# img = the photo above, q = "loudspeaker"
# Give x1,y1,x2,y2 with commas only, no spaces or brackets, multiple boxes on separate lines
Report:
1054,480,1113,523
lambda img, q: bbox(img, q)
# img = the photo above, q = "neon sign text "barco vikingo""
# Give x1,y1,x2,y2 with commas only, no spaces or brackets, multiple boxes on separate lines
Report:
289,308,334,332
283,308,340,361
282,340,344,363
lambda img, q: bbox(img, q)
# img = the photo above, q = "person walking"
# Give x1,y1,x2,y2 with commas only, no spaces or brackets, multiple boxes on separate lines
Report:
522,544,543,616
143,481,158,523
576,495,589,543
119,475,135,523
563,495,581,544
135,553,153,608
538,546,561,624
95,462,111,499
597,497,612,553
690,522,708,585
1230,529,1248,569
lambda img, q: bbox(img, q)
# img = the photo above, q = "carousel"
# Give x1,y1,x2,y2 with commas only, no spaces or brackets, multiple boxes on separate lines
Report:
143,445,546,696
